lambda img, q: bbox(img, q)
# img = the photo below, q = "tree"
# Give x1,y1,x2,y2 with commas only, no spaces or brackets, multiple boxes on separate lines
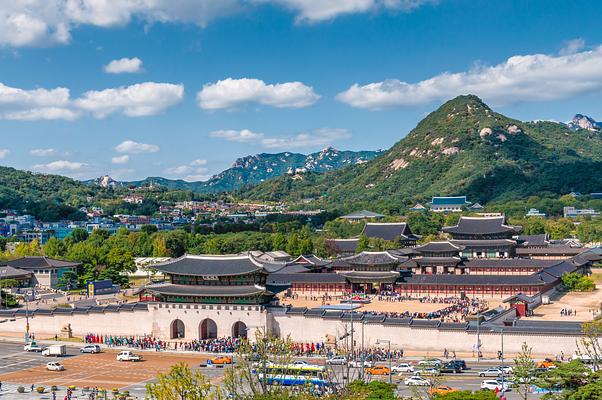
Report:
70,228,88,243
356,234,369,253
43,237,66,257
577,320,602,372
146,363,216,400
561,273,595,292
513,342,536,400
432,391,497,400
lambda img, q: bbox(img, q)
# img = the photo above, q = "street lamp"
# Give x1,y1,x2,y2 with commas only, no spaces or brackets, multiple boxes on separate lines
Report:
492,327,505,391
376,339,392,384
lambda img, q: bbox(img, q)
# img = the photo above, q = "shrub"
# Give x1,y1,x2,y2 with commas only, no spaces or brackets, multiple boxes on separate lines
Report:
562,272,596,292
36,387,45,393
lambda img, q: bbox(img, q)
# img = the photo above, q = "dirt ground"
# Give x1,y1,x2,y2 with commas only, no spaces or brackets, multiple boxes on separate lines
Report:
277,295,504,314
0,350,212,389
528,285,602,322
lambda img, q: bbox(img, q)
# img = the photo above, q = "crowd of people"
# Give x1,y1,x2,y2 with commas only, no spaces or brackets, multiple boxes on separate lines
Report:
560,308,577,317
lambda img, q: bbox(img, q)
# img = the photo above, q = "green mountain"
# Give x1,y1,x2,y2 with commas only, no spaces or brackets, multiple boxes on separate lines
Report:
0,166,99,221
238,95,602,210
96,147,382,193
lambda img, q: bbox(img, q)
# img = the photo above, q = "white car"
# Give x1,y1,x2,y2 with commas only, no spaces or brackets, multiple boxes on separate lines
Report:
116,350,142,362
404,376,431,386
46,362,65,371
326,356,347,365
499,365,513,374
392,363,415,374
80,344,101,354
349,359,374,368
418,358,442,367
291,360,319,367
479,368,503,377
416,367,441,376
481,380,509,392
24,342,43,352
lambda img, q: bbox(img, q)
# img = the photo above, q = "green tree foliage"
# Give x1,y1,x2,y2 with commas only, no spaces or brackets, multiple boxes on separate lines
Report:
347,381,396,399
70,228,89,243
513,342,536,400
146,362,215,400
561,273,595,292
433,391,497,400
43,237,66,258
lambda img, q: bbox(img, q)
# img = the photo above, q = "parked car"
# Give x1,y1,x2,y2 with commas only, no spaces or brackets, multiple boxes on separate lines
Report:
291,360,318,367
80,344,101,354
481,380,509,392
392,363,415,374
24,342,43,352
479,368,504,377
429,386,459,395
326,356,347,365
366,366,390,376
209,356,233,365
46,361,65,371
416,367,441,376
349,359,374,368
116,350,142,362
404,376,431,386
440,363,462,374
418,358,442,367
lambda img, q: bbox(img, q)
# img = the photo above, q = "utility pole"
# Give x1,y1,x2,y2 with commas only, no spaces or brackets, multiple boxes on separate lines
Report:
476,311,481,363
361,319,365,381
377,339,392,384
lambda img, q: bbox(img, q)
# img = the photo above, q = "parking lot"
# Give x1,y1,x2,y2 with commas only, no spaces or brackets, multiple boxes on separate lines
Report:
0,340,549,399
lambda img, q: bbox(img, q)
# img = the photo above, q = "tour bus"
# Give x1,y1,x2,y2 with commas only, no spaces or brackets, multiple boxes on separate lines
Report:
258,363,328,387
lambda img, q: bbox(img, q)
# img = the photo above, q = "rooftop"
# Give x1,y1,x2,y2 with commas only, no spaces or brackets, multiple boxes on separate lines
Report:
443,216,519,236
152,254,281,276
7,256,80,270
430,196,470,206
340,210,385,219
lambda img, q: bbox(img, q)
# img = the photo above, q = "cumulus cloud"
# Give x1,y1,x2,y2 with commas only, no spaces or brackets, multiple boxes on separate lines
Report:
76,82,184,118
111,155,130,164
0,149,9,159
337,45,602,109
0,81,182,121
210,127,351,149
164,159,210,182
560,38,586,56
30,148,57,156
0,1,434,47
115,140,160,154
104,57,143,73
197,78,319,110
209,129,264,142
265,0,436,22
32,160,87,172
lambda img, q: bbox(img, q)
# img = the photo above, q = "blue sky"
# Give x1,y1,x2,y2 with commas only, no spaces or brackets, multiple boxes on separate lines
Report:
0,0,601,181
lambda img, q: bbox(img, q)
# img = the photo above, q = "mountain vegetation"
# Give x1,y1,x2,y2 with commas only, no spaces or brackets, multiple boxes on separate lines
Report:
238,95,602,212
95,148,382,193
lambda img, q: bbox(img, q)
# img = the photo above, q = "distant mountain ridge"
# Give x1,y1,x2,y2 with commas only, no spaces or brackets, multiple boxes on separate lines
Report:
88,147,383,193
238,95,602,209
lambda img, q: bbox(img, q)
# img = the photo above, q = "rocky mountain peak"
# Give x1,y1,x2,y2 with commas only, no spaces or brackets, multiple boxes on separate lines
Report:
567,114,601,132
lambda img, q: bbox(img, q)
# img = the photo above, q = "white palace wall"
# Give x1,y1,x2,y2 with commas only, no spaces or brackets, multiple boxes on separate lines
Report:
0,304,582,355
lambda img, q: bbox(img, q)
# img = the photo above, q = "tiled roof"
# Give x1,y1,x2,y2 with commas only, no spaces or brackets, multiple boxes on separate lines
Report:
362,223,418,241
266,273,347,284
0,265,32,279
465,259,560,269
340,210,384,219
342,251,400,266
415,241,464,253
142,283,269,297
443,216,518,235
7,256,80,270
403,274,547,286
326,239,359,253
153,254,269,276
516,247,585,256
430,196,470,206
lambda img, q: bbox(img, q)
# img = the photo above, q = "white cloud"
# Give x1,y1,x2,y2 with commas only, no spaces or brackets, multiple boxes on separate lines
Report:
32,160,86,172
0,81,181,121
0,149,9,159
265,0,436,22
261,128,351,149
115,140,160,154
30,148,57,156
197,78,319,110
210,127,351,149
337,45,602,109
76,82,184,117
209,129,264,142
190,159,208,166
111,155,130,164
164,159,210,182
104,57,143,73
560,38,585,56
0,1,433,47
